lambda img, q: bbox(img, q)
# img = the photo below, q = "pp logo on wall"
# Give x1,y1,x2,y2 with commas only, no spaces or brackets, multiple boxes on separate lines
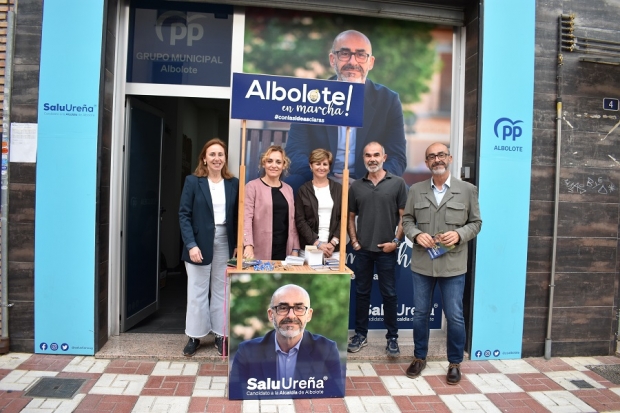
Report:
493,117,525,153
128,0,233,86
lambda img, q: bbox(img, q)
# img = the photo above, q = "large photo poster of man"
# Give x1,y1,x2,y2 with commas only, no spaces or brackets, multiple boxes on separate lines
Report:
242,7,454,187
228,272,349,400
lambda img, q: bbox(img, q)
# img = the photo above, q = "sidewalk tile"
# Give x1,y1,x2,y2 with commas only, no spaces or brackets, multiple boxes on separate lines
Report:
22,393,85,412
198,362,229,376
90,373,149,395
346,376,389,396
142,375,195,396
372,362,409,376
393,395,450,412
489,359,539,374
295,397,348,413
485,392,549,413
467,373,525,393
193,376,227,397
346,362,377,377
525,357,575,373
17,354,73,372
105,359,156,375
461,361,501,375
440,393,502,412
152,361,199,376
528,390,596,412
544,370,605,390
572,388,620,412
0,390,30,413
345,395,401,412
0,369,57,391
424,375,480,395
133,395,191,412
505,373,565,392
0,353,31,370
381,375,436,396
63,356,110,374
560,357,603,371
74,394,138,412
188,396,243,412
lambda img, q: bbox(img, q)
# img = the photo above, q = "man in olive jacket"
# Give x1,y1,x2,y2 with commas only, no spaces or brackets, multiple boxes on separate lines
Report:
402,142,482,385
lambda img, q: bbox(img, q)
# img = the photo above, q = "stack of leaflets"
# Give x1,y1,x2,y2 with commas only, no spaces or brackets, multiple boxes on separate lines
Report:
226,258,259,268
284,255,305,266
324,257,339,267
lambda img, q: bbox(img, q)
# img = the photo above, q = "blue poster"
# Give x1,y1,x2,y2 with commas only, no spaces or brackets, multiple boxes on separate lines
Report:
471,0,535,360
347,243,442,331
34,1,104,355
128,0,233,86
231,73,365,127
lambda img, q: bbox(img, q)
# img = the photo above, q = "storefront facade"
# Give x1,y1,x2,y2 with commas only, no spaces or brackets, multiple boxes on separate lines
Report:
3,0,619,358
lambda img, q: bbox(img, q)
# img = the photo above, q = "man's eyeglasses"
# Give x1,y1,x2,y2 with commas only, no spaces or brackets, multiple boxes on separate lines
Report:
271,304,309,316
426,152,450,161
333,49,371,63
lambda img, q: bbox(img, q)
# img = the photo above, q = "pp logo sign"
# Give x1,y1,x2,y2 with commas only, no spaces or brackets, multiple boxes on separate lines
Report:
156,11,204,46
494,117,523,141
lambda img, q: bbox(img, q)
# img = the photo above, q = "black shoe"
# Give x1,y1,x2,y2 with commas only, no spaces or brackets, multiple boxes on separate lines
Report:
386,338,400,357
347,333,368,353
215,335,228,356
183,337,200,357
405,358,426,378
447,363,461,384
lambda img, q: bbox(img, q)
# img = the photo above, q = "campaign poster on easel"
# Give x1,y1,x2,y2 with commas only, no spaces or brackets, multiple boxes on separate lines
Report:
227,272,349,400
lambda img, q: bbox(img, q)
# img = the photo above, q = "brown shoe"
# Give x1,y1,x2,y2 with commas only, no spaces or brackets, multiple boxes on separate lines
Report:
405,358,426,378
446,363,461,384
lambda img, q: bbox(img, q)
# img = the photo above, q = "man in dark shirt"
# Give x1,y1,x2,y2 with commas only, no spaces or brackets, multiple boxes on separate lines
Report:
347,142,407,357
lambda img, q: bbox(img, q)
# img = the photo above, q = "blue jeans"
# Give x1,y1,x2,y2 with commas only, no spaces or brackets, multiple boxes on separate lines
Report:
354,249,398,339
412,271,465,363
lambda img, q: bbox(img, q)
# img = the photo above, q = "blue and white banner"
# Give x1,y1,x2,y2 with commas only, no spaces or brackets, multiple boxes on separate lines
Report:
34,1,105,355
471,0,535,360
128,0,233,86
231,73,365,127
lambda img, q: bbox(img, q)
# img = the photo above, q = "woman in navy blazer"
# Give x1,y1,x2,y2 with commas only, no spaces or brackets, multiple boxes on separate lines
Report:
179,138,238,357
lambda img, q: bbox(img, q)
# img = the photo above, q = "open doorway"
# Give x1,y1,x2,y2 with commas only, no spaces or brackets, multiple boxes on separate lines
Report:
121,95,230,334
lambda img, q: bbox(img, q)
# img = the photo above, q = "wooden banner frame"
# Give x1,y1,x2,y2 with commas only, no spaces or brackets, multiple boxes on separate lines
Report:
236,119,352,271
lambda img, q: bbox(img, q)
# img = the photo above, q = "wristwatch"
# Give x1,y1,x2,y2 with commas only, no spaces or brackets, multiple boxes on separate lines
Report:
392,238,401,247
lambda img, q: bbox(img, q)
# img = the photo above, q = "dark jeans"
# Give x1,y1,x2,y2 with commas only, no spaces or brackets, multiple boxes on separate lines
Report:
354,249,398,339
412,271,465,363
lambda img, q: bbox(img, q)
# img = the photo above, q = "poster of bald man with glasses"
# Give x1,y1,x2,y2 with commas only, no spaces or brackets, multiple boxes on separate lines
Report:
284,29,407,192
228,277,348,400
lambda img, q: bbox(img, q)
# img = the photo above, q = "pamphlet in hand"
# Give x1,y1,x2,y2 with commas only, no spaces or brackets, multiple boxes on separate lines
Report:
426,232,455,260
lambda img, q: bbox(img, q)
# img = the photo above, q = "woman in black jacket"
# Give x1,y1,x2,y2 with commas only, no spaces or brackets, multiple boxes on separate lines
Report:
294,149,342,257
179,138,238,357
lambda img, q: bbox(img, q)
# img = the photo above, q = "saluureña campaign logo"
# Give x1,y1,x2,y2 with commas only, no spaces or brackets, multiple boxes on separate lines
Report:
493,117,525,153
42,102,97,117
231,73,365,127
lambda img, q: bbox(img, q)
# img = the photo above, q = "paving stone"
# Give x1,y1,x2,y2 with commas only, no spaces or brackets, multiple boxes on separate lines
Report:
544,370,605,391
0,370,57,391
89,373,148,395
63,356,110,374
528,390,595,413
132,395,190,412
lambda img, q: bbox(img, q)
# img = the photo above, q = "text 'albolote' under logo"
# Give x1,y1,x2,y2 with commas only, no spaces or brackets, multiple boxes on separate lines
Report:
43,103,96,117
493,117,525,153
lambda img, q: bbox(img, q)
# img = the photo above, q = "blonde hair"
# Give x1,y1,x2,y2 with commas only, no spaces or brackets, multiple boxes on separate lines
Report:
259,145,290,176
193,138,233,179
